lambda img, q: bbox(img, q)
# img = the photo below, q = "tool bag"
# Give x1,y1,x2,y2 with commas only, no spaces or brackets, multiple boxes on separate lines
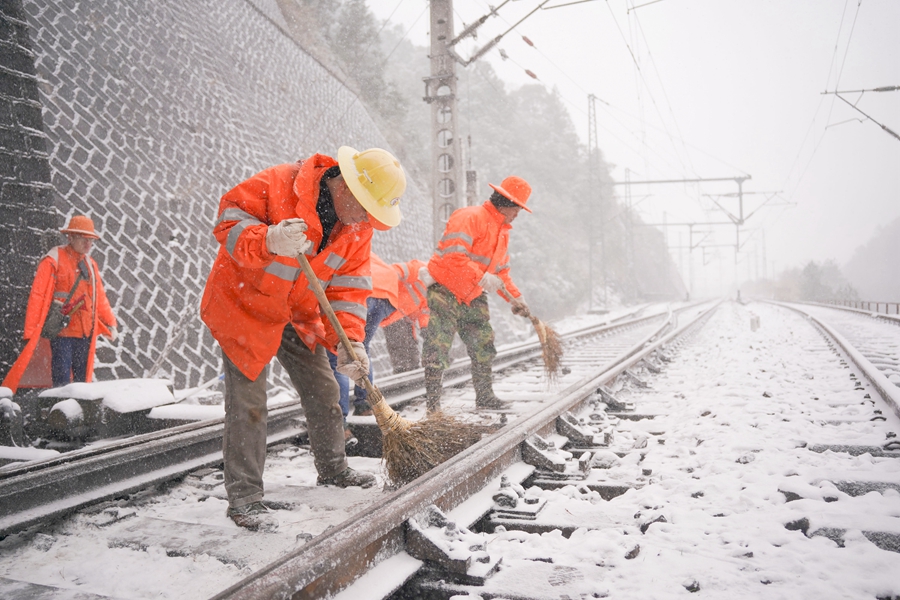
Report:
41,259,91,339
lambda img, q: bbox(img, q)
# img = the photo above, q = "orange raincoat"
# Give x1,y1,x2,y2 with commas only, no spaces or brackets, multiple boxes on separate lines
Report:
2,245,116,393
426,201,522,305
200,155,372,381
371,254,429,331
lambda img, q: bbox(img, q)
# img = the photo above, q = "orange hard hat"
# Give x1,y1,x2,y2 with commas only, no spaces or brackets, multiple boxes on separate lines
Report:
60,215,100,239
488,176,532,213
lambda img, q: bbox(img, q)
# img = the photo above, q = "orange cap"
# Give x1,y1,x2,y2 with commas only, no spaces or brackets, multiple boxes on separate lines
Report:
60,215,100,239
488,176,532,213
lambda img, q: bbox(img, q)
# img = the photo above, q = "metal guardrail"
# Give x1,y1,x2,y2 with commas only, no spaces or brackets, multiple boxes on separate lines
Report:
796,300,900,324
827,300,900,315
211,300,721,600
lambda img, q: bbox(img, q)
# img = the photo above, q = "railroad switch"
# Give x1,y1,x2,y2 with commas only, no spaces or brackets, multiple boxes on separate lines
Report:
595,386,635,411
522,435,572,473
489,474,547,521
623,369,649,388
557,411,613,449
406,505,501,585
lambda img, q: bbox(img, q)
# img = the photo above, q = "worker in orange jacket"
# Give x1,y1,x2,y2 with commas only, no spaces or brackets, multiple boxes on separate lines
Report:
200,147,406,531
422,176,532,413
328,253,430,433
375,255,431,373
3,215,117,393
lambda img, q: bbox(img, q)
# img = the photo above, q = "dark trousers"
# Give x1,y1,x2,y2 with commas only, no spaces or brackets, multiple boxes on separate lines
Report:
327,297,396,416
383,318,420,374
50,336,91,387
223,325,345,509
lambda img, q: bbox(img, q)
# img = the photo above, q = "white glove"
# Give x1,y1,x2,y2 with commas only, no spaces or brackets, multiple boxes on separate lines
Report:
336,341,370,383
418,266,434,287
479,272,503,294
266,218,311,256
108,326,118,342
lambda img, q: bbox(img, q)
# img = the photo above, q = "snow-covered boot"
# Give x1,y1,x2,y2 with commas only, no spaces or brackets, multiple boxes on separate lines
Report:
472,363,510,410
424,367,443,414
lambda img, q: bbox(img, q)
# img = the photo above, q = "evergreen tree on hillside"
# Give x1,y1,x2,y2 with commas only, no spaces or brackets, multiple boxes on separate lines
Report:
296,0,685,316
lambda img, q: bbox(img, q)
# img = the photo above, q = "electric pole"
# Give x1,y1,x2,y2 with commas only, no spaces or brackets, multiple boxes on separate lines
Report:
425,0,464,244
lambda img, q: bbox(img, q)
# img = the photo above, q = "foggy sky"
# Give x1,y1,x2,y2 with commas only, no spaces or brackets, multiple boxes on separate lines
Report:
366,0,899,293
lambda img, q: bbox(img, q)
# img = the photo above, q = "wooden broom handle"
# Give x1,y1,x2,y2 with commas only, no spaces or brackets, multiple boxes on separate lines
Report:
498,284,532,318
297,253,378,395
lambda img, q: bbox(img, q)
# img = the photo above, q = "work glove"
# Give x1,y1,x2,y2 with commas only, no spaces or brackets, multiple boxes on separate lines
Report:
336,341,370,383
265,218,311,257
418,266,434,287
108,326,118,342
511,299,530,318
479,272,503,294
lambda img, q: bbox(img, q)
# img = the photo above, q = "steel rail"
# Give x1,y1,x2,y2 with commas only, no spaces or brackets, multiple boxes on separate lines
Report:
0,304,679,538
0,404,306,536
771,301,900,420
371,303,659,405
211,300,721,600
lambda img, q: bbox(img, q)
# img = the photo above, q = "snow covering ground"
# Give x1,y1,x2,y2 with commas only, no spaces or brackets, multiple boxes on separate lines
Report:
39,379,176,413
1,301,898,599
449,301,900,599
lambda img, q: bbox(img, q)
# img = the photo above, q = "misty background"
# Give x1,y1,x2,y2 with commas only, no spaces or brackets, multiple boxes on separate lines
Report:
356,0,899,303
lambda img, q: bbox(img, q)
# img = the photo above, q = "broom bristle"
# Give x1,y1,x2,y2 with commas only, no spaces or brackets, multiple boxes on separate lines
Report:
383,412,484,485
531,316,564,381
368,387,484,485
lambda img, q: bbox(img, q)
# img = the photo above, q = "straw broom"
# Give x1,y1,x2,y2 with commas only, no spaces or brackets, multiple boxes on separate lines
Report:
297,254,482,485
500,287,564,381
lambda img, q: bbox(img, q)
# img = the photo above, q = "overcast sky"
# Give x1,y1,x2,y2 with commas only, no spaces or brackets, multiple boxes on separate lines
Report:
366,0,899,290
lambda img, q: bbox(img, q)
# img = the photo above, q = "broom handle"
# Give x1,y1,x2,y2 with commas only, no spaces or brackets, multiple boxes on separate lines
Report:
297,253,379,396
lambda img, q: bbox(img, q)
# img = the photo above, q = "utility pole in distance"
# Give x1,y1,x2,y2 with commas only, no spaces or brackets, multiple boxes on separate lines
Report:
424,0,464,245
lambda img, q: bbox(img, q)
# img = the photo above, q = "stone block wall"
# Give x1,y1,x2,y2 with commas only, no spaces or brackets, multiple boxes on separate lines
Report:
0,0,58,376
0,0,433,388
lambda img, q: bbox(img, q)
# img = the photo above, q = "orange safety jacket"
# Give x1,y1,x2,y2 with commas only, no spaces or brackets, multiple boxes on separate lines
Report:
427,200,522,305
200,155,373,381
2,245,116,393
370,254,429,331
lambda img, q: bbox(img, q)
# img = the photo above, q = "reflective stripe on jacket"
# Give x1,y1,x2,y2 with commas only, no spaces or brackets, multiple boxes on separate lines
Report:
426,201,521,305
2,245,116,393
200,155,373,380
370,254,429,329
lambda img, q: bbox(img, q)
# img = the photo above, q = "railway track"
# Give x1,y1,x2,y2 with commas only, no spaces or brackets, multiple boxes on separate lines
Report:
0,304,691,584
3,298,899,599
0,303,667,539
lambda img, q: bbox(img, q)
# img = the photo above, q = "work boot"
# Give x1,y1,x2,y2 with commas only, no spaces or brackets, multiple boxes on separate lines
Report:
226,501,279,532
317,466,376,488
344,426,358,448
353,402,373,417
472,362,511,410
424,367,443,414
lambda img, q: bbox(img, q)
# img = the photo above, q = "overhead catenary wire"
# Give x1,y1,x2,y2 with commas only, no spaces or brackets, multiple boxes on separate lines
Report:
781,0,858,200
463,0,710,181
603,0,693,177
463,0,740,182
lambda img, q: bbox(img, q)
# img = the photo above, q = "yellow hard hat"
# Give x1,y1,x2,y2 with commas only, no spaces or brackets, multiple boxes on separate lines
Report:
337,146,406,228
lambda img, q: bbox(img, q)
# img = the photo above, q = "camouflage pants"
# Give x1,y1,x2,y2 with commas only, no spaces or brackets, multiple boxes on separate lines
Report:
422,283,496,371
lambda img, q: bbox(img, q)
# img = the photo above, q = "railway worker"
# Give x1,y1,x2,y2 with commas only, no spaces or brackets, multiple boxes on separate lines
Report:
2,215,118,393
200,147,406,531
328,253,431,432
422,176,532,413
